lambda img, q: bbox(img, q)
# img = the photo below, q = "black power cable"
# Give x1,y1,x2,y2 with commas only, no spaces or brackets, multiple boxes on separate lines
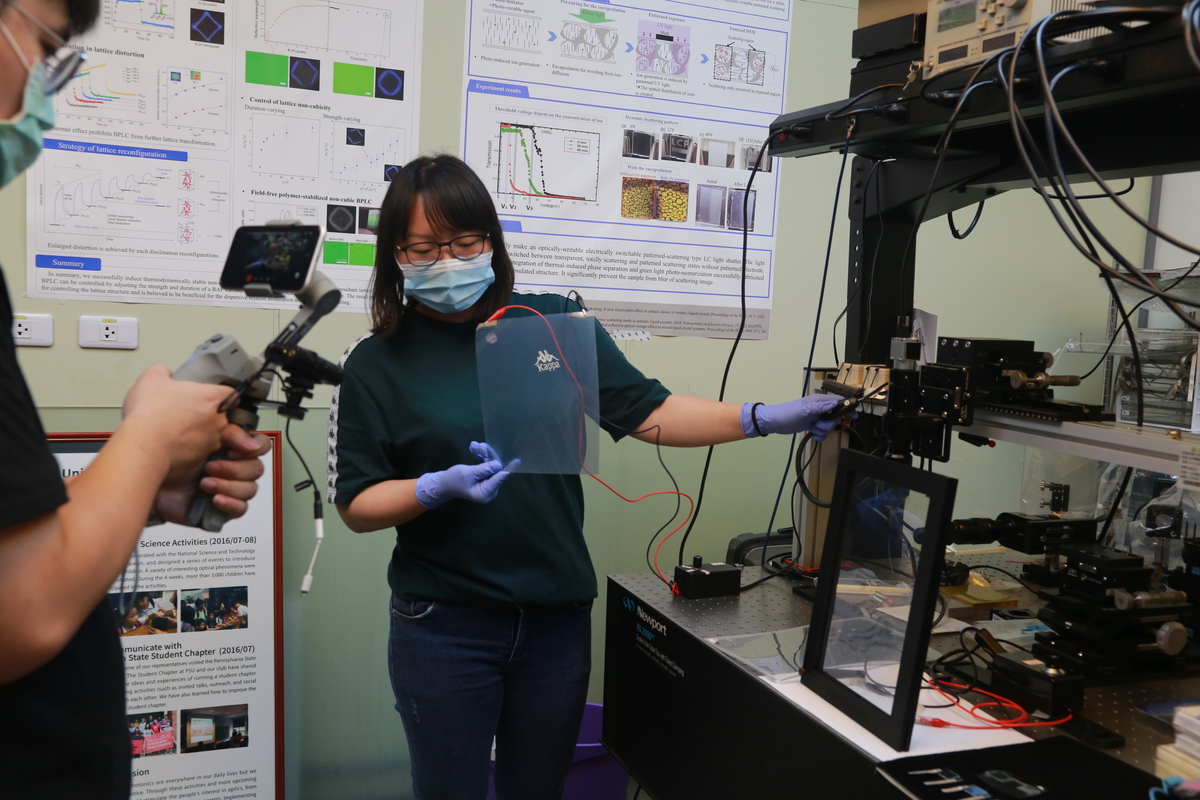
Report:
1098,465,1134,545
947,200,985,239
796,431,832,510
743,131,855,588
673,133,774,567
1003,9,1200,330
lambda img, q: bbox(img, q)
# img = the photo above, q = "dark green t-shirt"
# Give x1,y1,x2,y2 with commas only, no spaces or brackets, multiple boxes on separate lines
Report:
328,292,671,605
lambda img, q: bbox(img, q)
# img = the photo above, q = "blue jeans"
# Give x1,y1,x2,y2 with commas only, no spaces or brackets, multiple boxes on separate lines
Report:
388,595,593,800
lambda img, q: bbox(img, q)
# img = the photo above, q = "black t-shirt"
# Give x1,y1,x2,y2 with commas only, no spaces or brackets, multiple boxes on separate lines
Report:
328,292,671,605
0,272,130,799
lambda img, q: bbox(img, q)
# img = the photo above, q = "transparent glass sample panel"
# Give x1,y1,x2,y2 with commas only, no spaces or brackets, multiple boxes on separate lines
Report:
476,312,599,475
708,626,808,681
821,475,930,715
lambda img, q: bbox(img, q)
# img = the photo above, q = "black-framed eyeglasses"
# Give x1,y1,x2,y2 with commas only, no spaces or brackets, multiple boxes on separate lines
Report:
0,0,87,96
396,233,489,268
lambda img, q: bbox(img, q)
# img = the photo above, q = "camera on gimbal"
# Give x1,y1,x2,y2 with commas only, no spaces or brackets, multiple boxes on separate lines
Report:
174,222,345,530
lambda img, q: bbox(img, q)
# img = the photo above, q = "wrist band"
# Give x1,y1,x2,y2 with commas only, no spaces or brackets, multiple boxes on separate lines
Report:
750,402,767,437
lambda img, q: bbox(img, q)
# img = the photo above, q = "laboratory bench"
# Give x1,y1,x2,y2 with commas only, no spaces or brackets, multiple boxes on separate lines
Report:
601,561,1200,799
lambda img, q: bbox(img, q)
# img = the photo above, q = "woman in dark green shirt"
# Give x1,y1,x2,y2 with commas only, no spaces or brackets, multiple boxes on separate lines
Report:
328,154,841,800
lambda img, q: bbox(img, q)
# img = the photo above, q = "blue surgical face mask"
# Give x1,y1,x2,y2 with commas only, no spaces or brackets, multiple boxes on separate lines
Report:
399,250,496,315
0,66,54,189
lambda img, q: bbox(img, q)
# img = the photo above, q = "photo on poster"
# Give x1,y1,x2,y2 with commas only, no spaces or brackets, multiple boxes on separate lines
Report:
358,207,381,235
181,704,249,754
179,587,249,632
129,710,177,758
109,591,178,636
622,129,656,159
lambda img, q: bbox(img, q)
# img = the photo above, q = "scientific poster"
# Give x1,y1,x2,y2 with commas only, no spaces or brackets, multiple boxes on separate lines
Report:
51,435,283,800
462,0,791,337
27,0,423,311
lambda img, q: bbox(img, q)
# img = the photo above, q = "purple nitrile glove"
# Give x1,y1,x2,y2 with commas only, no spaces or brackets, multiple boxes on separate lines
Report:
414,441,520,509
741,394,848,442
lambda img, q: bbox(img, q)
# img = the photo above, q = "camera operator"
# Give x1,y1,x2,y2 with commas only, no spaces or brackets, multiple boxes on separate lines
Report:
0,1,271,796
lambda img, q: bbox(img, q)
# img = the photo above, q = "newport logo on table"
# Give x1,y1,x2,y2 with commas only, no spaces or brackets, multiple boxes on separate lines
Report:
622,596,635,613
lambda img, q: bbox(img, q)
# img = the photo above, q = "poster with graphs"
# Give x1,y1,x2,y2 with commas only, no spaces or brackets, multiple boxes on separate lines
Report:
27,0,423,310
462,0,791,338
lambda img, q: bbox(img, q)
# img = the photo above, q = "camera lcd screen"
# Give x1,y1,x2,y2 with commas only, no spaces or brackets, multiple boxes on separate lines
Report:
220,225,322,291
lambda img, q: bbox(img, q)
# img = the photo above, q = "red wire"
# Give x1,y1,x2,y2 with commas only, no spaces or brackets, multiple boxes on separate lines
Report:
486,305,695,586
921,678,1073,729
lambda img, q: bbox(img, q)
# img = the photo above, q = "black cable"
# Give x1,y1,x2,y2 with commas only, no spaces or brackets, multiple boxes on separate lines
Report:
1029,39,1145,422
947,199,985,239
1040,178,1134,201
739,558,806,591
1008,10,1200,329
635,424,680,586
547,295,685,586
998,17,1176,311
748,128,855,570
285,416,318,496
1098,465,1134,545
1101,272,1145,424
757,435,798,571
633,787,643,800
796,432,832,509
824,83,903,121
675,133,773,567
678,130,845,567
802,132,853,395
896,58,1005,316
1031,26,1197,273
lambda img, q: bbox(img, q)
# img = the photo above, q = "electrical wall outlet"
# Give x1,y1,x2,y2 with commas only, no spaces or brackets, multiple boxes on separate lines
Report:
11,313,53,347
79,316,139,350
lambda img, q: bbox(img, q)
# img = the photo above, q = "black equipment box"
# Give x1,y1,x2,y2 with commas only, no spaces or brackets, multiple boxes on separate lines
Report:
674,560,742,599
1059,543,1154,600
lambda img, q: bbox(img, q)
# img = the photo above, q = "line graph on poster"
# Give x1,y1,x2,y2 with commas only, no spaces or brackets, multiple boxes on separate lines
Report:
41,151,230,247
256,0,392,58
333,123,406,184
249,114,321,179
245,201,323,226
495,123,599,204
56,60,152,126
111,0,176,35
161,68,229,132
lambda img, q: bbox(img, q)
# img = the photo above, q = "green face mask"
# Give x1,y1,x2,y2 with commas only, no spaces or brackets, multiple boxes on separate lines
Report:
0,66,54,189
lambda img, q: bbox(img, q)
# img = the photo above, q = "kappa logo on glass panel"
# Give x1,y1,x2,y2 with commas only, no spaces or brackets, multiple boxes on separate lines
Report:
535,350,561,372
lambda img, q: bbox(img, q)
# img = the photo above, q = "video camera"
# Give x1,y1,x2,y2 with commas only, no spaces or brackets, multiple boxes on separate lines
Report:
173,222,345,532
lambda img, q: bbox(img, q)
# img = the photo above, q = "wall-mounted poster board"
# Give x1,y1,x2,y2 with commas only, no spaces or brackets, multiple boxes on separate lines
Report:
48,432,283,799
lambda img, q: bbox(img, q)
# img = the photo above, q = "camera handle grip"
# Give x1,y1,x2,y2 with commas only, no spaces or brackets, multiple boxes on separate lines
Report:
175,334,268,532
186,403,261,531
188,448,233,531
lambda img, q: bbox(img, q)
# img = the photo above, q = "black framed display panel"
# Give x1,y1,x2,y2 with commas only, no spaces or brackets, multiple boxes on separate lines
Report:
801,449,958,751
